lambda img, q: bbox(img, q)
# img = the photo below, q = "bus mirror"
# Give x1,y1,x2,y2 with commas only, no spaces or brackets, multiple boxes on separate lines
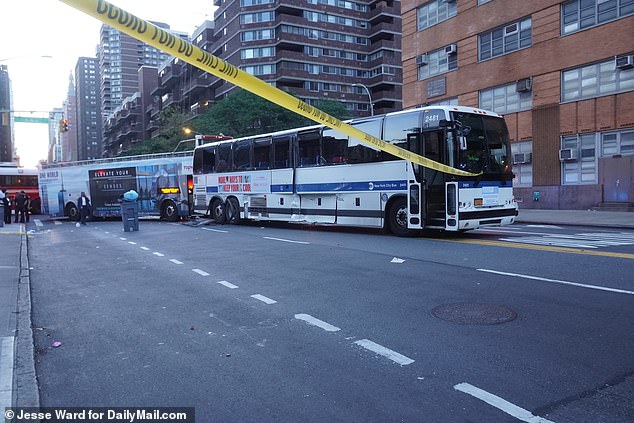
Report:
439,119,451,128
459,135,467,151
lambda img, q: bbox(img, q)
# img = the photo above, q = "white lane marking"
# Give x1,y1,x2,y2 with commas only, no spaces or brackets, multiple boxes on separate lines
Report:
0,337,15,410
128,241,137,245
217,280,239,289
527,225,563,229
201,227,228,233
140,246,150,251
192,269,210,276
478,269,634,295
263,236,310,245
251,294,277,304
454,383,555,423
53,220,62,225
391,257,405,263
294,314,340,332
119,237,127,240
169,259,184,265
153,252,165,257
353,339,414,366
34,219,43,227
104,230,109,233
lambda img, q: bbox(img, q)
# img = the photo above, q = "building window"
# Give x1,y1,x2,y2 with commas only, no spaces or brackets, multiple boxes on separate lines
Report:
478,0,492,4
417,0,457,31
562,57,634,102
479,17,532,61
240,11,274,24
601,129,634,156
417,46,457,80
511,141,533,186
561,0,634,35
561,133,597,184
241,47,275,59
479,82,532,114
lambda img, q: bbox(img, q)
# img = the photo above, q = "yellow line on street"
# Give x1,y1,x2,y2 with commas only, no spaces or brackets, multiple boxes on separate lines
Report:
446,238,634,259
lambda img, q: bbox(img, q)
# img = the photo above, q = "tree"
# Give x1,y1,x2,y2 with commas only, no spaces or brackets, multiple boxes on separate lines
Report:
192,90,353,138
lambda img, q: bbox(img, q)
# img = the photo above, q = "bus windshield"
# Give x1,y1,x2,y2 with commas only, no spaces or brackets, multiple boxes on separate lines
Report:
452,112,511,175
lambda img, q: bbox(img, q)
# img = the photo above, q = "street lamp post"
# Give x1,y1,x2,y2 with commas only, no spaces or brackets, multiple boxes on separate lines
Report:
352,83,374,116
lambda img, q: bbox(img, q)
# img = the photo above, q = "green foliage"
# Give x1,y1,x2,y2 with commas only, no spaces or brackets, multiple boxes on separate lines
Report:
118,90,355,156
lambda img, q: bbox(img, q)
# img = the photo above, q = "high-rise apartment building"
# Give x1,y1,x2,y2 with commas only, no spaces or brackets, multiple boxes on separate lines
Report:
75,57,102,161
155,0,403,122
402,0,634,210
99,22,187,156
0,65,13,162
61,73,78,162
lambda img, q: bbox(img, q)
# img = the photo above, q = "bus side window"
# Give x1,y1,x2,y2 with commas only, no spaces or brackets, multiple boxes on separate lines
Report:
253,138,271,170
322,128,348,165
298,129,322,167
383,111,420,161
347,118,382,164
233,139,253,171
272,136,291,169
216,143,231,173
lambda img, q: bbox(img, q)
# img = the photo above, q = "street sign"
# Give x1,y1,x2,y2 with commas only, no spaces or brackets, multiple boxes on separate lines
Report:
14,116,49,124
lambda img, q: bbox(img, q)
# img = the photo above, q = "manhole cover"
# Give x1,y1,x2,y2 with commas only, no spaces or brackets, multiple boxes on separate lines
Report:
432,303,517,325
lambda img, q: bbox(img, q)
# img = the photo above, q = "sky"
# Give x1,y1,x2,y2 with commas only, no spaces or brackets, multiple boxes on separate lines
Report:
0,0,215,167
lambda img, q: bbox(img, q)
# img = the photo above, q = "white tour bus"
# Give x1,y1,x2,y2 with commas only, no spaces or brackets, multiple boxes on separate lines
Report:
39,152,195,221
192,105,518,235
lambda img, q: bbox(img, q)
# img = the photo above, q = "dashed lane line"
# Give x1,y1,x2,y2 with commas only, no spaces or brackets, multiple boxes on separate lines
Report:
263,236,310,245
454,383,554,423
153,252,165,257
217,280,239,289
201,227,228,233
169,259,184,265
354,339,414,366
478,268,634,296
140,247,150,251
294,314,340,332
128,241,137,245
251,294,277,305
192,269,210,276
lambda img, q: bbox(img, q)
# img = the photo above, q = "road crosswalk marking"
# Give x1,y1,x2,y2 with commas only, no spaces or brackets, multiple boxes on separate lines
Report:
499,232,634,249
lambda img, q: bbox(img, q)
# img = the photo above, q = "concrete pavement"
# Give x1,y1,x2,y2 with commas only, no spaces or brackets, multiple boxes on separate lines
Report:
0,209,632,409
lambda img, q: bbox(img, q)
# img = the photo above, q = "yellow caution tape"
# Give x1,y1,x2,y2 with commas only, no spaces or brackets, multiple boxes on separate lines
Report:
58,0,479,177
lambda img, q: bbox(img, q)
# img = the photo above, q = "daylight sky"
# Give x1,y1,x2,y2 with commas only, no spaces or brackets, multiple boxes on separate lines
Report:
0,0,214,167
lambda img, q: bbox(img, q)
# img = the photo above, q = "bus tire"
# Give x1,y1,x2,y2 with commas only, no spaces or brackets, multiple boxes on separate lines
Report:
387,197,411,237
161,200,179,222
226,197,240,224
65,203,79,221
210,198,225,224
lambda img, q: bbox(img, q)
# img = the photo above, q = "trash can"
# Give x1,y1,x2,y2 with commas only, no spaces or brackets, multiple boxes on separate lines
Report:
120,201,139,232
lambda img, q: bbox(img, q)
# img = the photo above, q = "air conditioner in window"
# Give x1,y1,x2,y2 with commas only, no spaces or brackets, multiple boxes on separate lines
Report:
415,54,428,65
513,152,532,165
504,23,519,35
615,54,634,70
445,44,458,55
516,77,532,92
559,148,578,161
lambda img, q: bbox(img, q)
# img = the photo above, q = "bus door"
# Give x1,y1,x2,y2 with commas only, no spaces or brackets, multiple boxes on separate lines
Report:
420,130,448,228
406,132,424,230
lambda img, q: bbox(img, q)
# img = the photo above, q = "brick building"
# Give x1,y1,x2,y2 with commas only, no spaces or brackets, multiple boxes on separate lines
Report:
402,0,634,209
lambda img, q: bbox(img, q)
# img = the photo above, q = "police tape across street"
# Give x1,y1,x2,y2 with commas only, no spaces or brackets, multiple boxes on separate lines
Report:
57,0,480,178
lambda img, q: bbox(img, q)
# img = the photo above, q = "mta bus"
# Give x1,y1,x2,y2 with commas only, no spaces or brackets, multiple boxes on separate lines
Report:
0,163,41,214
38,152,195,221
192,105,518,235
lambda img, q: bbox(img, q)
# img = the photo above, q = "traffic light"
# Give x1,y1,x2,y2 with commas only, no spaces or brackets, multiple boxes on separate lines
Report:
59,118,69,132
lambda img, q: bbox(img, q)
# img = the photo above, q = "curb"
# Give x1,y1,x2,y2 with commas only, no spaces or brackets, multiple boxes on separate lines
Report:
13,228,40,407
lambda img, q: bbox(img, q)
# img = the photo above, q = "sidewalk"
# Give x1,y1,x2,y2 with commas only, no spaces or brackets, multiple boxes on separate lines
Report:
516,208,634,229
0,221,39,410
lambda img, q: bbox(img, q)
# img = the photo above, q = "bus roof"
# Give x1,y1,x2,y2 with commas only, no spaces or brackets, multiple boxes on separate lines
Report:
195,105,503,149
40,150,193,169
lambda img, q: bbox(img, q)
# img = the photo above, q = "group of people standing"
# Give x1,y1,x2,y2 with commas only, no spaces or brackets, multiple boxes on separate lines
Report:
0,189,31,224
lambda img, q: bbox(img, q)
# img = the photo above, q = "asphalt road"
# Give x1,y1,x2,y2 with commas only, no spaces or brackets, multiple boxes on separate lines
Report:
27,218,634,422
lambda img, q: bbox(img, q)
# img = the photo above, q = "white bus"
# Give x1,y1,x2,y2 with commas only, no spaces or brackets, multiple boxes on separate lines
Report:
192,106,518,235
39,152,195,221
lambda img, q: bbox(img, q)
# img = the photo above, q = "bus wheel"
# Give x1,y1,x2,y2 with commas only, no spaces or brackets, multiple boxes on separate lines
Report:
65,203,79,221
387,197,411,236
161,200,179,222
210,199,225,224
226,197,240,224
